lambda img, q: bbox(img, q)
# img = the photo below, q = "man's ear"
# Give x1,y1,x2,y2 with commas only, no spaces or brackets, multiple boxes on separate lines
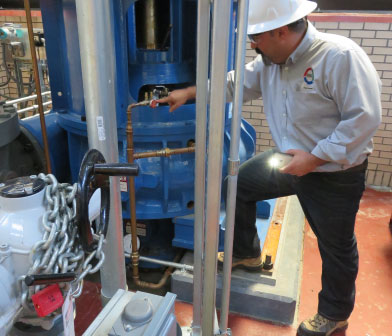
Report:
277,26,289,39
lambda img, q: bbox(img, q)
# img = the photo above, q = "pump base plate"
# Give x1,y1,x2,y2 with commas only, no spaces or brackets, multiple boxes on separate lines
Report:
171,195,305,325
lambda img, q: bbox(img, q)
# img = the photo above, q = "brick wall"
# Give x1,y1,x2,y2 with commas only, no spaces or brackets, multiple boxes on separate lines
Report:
243,13,392,188
1,11,391,187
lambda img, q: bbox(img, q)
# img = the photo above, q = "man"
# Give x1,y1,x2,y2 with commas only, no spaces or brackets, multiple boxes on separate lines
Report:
156,0,382,335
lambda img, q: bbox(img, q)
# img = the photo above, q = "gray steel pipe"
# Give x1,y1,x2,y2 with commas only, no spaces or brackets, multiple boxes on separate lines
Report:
145,0,157,49
219,0,250,333
4,91,51,106
75,0,127,302
124,253,194,272
193,0,211,334
201,0,232,334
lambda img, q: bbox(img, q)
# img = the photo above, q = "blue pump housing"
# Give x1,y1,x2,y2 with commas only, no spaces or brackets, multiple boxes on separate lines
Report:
26,0,258,254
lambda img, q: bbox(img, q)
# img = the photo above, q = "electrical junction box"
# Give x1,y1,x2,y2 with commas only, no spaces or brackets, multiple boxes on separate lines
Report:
83,290,178,336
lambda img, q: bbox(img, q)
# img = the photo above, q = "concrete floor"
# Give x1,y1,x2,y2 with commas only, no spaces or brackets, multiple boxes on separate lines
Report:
74,187,392,336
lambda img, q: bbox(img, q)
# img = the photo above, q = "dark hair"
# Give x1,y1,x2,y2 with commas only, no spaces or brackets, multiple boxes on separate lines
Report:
287,17,307,33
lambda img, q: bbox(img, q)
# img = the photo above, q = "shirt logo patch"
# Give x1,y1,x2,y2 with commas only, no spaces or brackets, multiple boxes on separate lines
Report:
304,67,314,85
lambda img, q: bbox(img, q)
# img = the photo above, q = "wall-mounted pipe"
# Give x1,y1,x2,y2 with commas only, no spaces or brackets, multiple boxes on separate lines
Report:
17,101,52,115
4,91,51,106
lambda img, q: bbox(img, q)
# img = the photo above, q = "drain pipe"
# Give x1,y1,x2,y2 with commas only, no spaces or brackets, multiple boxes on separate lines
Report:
219,0,250,334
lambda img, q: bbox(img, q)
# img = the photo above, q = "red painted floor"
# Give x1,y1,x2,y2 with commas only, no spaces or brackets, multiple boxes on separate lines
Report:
174,188,392,336
75,188,392,335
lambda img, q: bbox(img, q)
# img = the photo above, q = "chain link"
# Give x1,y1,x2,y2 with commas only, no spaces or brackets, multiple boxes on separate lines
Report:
20,173,106,313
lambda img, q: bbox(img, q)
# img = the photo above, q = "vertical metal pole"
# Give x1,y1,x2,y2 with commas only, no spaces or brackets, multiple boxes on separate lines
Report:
75,0,127,301
219,0,249,333
193,0,211,334
145,0,157,49
202,0,232,334
23,0,51,173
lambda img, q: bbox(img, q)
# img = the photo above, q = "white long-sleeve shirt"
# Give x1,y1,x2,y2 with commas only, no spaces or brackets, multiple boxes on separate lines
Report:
226,22,382,172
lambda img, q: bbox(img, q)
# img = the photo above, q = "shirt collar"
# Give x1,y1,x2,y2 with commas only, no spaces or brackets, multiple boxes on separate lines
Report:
287,21,317,65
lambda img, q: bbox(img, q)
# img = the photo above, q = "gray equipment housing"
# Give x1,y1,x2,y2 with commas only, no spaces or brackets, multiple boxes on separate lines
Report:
83,290,178,336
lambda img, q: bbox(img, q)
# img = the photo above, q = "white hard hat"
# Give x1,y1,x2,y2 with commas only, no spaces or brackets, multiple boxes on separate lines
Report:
247,0,318,35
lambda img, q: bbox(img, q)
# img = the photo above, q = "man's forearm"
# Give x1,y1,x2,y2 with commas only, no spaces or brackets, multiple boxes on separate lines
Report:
184,86,196,100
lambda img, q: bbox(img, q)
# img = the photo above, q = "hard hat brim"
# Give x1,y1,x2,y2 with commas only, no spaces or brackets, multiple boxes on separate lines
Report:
247,1,317,35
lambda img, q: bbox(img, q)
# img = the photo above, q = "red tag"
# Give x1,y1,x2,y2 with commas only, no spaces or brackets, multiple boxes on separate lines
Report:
31,284,64,317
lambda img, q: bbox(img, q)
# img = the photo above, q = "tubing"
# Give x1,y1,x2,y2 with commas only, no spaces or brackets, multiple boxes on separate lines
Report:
23,0,51,174
126,103,143,285
133,146,195,159
124,253,194,272
4,91,51,106
17,101,52,115
132,252,183,290
219,0,250,333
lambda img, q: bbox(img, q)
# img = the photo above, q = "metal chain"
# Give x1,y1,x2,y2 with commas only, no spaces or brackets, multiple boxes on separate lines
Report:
19,173,106,313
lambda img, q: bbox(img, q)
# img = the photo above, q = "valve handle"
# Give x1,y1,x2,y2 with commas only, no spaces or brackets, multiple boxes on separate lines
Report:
25,272,76,286
76,149,139,252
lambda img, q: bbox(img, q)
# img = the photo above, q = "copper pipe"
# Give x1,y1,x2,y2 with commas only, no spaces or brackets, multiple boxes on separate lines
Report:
134,146,195,159
126,103,144,282
23,0,51,173
133,252,183,289
126,101,194,289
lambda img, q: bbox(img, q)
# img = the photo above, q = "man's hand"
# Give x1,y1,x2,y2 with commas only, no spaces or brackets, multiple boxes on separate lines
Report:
279,149,327,177
153,86,196,112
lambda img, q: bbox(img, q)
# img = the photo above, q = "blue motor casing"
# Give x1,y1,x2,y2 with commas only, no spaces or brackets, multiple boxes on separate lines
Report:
28,0,258,255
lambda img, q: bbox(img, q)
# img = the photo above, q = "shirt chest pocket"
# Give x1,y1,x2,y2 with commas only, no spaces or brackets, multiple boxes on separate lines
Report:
287,91,339,126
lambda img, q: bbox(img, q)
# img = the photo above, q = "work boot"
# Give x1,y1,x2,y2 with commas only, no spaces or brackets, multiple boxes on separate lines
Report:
217,252,263,272
297,313,348,336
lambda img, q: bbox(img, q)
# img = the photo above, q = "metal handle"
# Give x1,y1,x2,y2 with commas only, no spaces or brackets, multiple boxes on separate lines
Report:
25,272,76,286
77,149,139,252
94,163,139,176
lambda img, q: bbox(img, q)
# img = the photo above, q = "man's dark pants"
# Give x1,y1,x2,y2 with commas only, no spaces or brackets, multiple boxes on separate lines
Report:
223,149,367,321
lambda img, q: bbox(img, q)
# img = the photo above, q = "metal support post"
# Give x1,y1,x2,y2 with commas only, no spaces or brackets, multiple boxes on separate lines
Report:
201,0,232,334
219,0,250,334
75,0,127,302
193,0,211,334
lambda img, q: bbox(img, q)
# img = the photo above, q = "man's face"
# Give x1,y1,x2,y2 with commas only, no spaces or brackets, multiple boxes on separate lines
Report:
249,30,284,65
